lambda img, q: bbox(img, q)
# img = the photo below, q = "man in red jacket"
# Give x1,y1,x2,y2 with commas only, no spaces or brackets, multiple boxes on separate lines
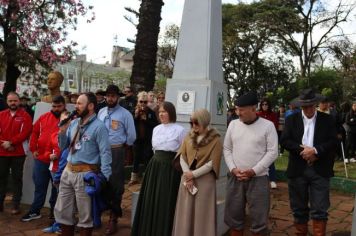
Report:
21,95,66,222
0,92,32,214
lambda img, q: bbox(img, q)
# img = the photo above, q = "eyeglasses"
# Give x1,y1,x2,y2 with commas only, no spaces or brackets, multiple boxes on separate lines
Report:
189,119,199,127
139,100,148,104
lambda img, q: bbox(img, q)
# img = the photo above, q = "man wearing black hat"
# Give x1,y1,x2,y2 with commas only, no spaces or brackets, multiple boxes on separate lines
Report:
95,89,107,113
97,85,136,235
224,92,278,236
281,88,337,236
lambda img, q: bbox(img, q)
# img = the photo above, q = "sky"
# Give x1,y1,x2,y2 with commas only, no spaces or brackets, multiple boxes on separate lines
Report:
70,0,238,64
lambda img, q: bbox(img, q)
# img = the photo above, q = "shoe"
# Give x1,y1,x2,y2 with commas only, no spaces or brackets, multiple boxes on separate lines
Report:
105,221,117,235
42,222,61,233
105,213,118,235
350,158,356,163
270,181,277,189
21,212,42,222
11,205,20,215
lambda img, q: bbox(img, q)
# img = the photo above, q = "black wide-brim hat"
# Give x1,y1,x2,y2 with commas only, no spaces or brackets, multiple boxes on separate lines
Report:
291,88,324,107
105,85,124,97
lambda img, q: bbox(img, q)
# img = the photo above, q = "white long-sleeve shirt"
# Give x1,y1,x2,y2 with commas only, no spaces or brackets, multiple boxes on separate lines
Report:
223,117,278,176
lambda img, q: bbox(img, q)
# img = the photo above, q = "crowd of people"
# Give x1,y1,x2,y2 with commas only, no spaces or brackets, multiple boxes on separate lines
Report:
0,73,355,236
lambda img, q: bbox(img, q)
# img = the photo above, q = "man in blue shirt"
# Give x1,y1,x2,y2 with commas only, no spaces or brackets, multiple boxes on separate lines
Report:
98,85,136,235
54,92,112,236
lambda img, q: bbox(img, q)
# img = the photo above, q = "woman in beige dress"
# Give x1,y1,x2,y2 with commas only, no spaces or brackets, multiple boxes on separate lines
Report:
172,109,222,236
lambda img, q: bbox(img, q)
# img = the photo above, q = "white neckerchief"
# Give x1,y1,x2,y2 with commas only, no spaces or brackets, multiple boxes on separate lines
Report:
301,110,317,147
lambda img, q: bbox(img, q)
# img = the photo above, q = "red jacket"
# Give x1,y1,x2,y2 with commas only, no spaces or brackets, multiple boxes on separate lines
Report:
43,133,60,172
29,112,60,164
0,108,32,156
256,110,278,129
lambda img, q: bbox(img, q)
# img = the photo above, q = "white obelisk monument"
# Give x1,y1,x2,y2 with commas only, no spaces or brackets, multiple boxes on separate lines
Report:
165,0,228,234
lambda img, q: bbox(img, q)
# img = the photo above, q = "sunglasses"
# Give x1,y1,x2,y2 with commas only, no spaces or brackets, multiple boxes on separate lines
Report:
139,100,148,104
189,119,199,127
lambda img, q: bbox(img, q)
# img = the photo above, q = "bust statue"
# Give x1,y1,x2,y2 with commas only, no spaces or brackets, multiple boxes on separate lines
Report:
41,71,64,103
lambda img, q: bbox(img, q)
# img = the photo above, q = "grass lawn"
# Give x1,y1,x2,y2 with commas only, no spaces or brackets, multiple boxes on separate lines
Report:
275,152,356,179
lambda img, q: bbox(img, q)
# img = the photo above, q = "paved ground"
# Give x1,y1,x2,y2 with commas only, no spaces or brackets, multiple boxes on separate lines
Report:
0,182,353,235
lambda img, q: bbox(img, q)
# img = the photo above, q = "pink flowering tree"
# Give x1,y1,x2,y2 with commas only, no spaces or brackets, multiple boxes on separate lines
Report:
0,0,94,96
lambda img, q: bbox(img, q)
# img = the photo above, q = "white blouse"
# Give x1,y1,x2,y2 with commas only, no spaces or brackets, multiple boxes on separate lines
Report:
152,123,186,152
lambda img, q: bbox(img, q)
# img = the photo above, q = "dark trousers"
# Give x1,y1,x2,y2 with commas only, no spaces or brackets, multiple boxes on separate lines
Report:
108,146,125,217
0,156,26,205
346,132,356,159
268,163,276,182
133,139,153,173
30,159,57,213
288,166,330,224
277,130,284,154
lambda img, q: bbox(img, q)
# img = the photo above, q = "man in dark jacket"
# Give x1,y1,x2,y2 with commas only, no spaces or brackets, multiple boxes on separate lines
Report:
95,89,107,113
345,101,356,162
119,86,137,116
281,89,337,236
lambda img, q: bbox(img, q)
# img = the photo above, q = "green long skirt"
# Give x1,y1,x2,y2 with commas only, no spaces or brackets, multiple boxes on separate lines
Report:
131,150,181,236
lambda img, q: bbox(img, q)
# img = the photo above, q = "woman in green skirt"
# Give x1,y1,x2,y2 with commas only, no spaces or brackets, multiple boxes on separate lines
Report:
131,101,186,236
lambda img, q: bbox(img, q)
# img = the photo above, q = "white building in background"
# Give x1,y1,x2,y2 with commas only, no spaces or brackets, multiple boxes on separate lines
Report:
111,45,134,71
55,54,130,94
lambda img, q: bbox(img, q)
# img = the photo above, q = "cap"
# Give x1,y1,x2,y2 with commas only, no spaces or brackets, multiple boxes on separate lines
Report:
234,92,258,107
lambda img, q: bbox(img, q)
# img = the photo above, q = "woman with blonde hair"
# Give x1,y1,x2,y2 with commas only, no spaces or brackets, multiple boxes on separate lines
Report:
172,109,222,236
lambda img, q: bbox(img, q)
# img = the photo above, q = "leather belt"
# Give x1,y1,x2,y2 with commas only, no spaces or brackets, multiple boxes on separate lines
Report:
66,162,99,173
111,144,124,149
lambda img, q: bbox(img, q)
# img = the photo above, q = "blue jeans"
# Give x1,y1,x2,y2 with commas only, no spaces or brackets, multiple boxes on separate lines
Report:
30,159,57,214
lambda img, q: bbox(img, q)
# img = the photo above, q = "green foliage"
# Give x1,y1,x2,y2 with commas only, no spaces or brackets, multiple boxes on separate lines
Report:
222,3,297,105
157,24,179,78
154,76,168,92
297,68,344,104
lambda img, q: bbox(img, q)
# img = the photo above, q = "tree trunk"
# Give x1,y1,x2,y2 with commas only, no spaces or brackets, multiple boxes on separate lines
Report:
3,62,21,97
130,0,164,93
2,1,20,97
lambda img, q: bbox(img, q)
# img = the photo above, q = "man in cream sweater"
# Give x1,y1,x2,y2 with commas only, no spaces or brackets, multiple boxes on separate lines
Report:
224,92,278,236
